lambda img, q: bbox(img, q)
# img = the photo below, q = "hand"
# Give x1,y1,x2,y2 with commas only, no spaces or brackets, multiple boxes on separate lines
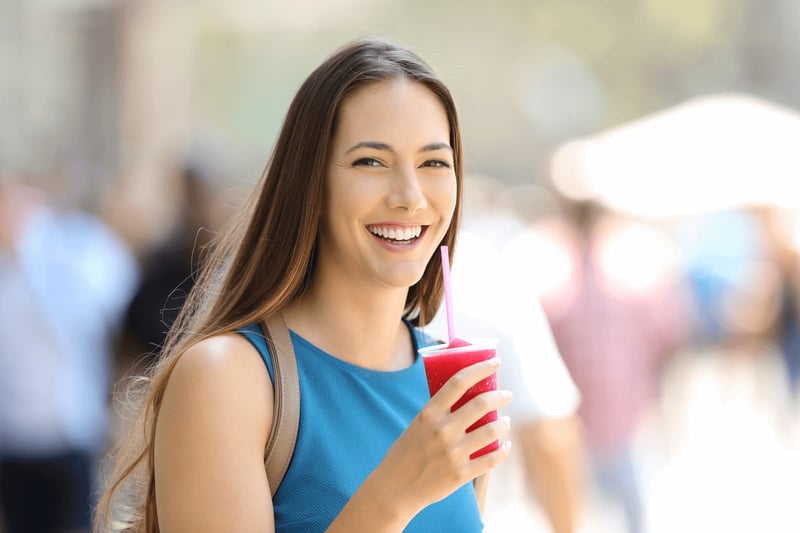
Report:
370,357,512,518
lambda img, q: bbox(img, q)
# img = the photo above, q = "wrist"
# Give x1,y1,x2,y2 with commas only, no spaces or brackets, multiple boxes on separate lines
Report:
326,470,418,533
360,471,417,529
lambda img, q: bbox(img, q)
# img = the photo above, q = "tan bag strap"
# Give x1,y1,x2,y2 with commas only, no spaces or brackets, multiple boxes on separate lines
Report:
261,313,300,497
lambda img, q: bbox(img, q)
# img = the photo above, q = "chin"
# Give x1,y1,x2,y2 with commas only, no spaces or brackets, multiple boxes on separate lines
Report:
377,265,428,290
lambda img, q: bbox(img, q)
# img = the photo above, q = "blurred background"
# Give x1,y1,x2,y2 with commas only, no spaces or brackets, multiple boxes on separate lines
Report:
2,0,800,532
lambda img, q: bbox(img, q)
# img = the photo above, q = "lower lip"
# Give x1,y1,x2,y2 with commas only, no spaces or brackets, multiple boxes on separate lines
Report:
369,227,428,252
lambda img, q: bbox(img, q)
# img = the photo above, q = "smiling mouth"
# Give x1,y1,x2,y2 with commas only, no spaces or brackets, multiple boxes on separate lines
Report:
367,224,426,244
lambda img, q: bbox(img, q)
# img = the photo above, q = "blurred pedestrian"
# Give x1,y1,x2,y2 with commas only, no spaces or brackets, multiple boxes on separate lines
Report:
0,179,138,533
122,154,230,362
676,208,777,350
750,206,800,401
522,197,688,533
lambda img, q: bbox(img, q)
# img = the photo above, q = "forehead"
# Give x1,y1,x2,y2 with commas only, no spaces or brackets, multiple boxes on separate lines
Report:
333,80,450,147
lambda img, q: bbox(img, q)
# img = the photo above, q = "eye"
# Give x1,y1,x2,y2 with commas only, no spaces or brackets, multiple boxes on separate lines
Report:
421,159,452,169
353,157,384,168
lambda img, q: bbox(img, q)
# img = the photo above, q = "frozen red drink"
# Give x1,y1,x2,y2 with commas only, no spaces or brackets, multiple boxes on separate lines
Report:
419,339,499,459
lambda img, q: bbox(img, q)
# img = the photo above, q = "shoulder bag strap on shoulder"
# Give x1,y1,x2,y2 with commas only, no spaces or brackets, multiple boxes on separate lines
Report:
261,312,300,497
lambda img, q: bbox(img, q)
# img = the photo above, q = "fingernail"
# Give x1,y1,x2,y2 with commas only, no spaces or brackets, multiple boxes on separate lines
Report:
488,357,501,367
503,440,512,451
502,390,513,399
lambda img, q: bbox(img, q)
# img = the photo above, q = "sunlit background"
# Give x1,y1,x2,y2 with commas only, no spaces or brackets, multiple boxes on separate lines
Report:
2,1,800,532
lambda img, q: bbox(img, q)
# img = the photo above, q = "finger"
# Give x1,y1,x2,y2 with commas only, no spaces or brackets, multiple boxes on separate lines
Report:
429,357,501,411
450,389,512,431
458,416,511,457
463,440,512,477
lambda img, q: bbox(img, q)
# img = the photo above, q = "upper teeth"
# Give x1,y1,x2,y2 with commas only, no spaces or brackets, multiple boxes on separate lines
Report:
369,225,422,241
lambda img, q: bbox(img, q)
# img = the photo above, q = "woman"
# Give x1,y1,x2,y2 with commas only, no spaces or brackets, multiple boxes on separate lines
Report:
96,37,512,532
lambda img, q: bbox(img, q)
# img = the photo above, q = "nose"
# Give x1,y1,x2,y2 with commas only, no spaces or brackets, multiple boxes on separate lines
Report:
388,164,427,212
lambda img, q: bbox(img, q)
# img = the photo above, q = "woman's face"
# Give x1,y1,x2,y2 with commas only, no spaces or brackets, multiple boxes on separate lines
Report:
318,79,457,291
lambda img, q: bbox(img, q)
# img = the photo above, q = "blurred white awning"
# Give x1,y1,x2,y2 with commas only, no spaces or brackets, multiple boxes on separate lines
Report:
551,93,800,217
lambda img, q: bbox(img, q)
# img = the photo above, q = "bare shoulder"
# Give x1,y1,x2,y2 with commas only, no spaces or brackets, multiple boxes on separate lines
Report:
161,332,274,438
155,332,275,531
173,332,271,389
166,333,272,408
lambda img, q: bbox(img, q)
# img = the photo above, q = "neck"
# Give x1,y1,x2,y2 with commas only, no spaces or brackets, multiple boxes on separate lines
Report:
281,271,414,371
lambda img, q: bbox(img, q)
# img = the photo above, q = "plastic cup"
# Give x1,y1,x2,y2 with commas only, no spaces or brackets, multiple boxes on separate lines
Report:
419,339,499,459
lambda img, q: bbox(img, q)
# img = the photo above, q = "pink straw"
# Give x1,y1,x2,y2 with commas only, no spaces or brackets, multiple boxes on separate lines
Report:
440,245,455,343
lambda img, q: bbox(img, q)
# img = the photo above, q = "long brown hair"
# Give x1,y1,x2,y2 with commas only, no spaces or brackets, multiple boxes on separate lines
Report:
94,36,464,532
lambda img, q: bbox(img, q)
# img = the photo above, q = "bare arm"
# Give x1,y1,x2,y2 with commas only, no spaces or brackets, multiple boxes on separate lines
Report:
154,334,275,532
473,472,491,516
517,415,584,533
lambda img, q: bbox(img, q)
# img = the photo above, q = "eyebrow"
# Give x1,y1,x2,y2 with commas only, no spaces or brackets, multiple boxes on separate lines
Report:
344,141,453,154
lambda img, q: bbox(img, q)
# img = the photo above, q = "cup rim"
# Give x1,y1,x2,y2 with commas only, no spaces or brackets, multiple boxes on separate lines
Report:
418,338,498,356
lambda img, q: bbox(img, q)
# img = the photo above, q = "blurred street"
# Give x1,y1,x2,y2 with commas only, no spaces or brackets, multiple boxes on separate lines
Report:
486,346,800,533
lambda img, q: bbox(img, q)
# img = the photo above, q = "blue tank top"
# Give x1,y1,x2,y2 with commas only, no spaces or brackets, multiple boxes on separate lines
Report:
238,322,483,532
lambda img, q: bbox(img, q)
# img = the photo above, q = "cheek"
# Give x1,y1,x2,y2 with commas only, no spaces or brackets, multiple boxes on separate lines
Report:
335,181,380,218
322,174,376,233
323,169,355,213
428,175,458,221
